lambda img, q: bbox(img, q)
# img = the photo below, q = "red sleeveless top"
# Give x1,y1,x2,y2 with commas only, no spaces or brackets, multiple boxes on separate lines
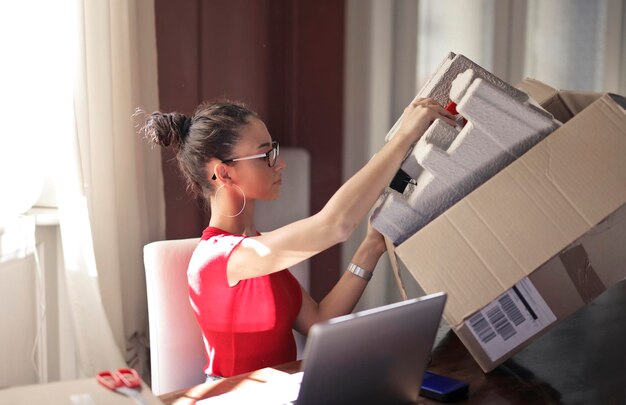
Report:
187,226,303,377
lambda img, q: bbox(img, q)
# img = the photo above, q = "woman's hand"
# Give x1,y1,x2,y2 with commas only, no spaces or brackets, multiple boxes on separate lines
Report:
396,98,457,144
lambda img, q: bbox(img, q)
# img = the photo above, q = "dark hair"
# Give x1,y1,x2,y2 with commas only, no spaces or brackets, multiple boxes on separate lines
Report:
142,101,257,200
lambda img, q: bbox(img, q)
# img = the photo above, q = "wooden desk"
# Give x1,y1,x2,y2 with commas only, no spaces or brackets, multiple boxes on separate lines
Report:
158,362,301,405
160,281,626,404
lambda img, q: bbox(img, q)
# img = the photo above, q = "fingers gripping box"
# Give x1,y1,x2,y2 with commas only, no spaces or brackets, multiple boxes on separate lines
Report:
394,79,626,372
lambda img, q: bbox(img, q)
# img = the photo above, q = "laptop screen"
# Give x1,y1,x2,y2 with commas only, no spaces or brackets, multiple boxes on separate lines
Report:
297,292,446,405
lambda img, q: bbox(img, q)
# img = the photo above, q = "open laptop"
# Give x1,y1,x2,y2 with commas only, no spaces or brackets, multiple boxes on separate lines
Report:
200,292,446,405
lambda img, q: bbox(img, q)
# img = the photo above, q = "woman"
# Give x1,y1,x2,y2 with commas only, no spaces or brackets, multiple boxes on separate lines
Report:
143,99,455,379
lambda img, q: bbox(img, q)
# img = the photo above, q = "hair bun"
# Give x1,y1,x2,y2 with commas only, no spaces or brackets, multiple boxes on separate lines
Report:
142,111,191,148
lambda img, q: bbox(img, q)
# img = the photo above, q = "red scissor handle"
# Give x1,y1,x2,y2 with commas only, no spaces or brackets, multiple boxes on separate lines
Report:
116,368,140,388
96,368,140,390
97,370,121,390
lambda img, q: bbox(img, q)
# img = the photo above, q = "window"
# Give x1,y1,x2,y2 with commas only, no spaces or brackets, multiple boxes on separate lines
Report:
0,2,74,225
417,0,625,92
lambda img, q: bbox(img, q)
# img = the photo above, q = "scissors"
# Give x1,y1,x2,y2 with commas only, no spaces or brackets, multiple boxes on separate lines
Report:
96,368,149,405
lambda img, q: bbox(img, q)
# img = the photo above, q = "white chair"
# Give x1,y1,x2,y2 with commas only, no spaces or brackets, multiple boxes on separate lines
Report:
143,237,204,395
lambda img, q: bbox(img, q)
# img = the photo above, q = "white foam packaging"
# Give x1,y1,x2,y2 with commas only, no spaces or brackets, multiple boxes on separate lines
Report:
372,63,560,245
372,53,560,245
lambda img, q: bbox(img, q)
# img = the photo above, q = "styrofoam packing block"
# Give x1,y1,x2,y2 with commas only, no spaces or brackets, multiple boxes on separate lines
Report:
420,120,458,154
371,67,561,245
370,190,421,245
446,70,558,167
384,52,533,143
450,69,555,134
398,120,458,182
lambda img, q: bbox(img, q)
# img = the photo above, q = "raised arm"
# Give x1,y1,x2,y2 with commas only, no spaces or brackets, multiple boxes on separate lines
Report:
228,99,455,284
293,221,387,335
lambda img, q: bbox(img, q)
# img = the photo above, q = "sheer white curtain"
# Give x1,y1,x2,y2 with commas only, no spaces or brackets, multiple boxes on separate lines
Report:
416,0,625,91
1,0,162,383
524,0,625,93
62,0,164,379
4,0,165,381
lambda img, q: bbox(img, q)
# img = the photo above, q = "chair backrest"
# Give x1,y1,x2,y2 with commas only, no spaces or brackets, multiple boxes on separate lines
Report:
143,237,203,395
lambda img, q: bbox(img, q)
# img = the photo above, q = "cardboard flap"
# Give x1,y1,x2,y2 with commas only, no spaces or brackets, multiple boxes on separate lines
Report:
516,78,571,122
517,79,608,123
559,91,603,116
516,78,557,105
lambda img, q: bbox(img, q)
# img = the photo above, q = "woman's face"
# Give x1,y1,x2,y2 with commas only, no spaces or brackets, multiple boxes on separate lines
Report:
228,117,286,200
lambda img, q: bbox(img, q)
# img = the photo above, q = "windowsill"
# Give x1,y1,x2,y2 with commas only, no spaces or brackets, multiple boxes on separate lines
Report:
26,207,60,226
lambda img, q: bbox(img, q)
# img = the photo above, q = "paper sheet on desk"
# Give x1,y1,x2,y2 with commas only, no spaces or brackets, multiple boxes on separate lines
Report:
197,372,303,405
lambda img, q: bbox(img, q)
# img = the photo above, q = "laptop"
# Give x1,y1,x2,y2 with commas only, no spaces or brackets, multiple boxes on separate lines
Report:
199,292,446,405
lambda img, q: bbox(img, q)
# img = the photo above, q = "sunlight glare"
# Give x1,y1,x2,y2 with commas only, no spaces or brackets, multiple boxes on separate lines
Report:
0,1,75,224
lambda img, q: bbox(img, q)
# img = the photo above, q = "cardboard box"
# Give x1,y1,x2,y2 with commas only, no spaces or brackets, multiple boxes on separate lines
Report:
395,79,626,372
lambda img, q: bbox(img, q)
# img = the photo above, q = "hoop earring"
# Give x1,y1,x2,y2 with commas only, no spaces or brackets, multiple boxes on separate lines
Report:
214,184,246,218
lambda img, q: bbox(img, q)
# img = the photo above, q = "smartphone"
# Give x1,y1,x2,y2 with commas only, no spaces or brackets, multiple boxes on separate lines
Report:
420,371,469,402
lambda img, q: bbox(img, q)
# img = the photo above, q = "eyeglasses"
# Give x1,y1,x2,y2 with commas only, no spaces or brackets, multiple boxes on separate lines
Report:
212,141,279,180
223,141,279,167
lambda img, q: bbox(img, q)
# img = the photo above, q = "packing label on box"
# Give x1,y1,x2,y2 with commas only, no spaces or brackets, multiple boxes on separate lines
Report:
465,278,556,362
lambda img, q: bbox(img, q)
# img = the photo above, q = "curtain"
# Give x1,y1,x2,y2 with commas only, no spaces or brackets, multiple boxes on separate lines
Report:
524,0,624,93
416,0,625,92
56,0,164,379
